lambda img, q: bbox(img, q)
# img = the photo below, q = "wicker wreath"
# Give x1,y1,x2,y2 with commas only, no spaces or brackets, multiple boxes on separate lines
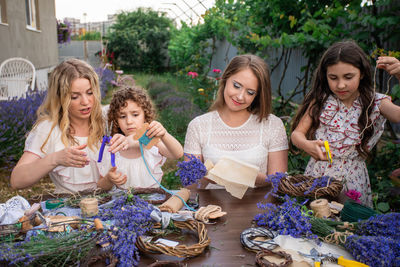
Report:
136,220,211,258
130,187,171,205
255,249,293,267
277,174,343,199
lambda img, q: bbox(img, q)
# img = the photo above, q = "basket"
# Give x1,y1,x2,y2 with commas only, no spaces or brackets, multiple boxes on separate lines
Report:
136,220,211,258
277,174,343,199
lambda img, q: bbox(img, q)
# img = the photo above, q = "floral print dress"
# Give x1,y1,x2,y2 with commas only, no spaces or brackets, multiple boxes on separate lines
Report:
304,93,390,207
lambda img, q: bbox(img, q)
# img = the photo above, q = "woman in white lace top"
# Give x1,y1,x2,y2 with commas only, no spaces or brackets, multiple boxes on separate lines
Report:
184,54,288,188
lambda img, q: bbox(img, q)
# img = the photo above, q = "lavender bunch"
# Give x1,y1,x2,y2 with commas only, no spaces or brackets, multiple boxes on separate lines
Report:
95,67,115,99
175,154,207,187
265,172,287,198
355,213,400,239
254,195,316,239
0,230,96,266
303,176,331,195
0,91,46,170
345,235,400,267
99,194,154,267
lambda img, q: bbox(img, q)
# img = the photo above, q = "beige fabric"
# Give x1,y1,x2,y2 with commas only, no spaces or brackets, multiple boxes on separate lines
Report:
206,156,259,199
159,188,190,213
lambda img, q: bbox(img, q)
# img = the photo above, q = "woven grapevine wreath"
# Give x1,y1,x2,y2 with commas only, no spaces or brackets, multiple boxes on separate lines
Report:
136,220,211,258
277,174,343,199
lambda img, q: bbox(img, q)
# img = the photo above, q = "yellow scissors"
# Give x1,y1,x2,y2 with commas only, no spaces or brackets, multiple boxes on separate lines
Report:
324,141,333,163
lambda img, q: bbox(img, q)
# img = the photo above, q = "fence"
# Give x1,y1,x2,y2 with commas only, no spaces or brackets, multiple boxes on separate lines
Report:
58,41,102,68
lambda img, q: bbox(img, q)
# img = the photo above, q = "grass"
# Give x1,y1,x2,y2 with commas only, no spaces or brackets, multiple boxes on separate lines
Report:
0,169,55,203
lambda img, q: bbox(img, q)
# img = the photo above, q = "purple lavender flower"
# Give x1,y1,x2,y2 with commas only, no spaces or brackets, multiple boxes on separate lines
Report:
0,91,46,171
345,235,400,267
95,67,115,98
175,154,207,186
99,194,154,267
304,175,331,195
355,213,400,239
265,172,287,199
254,195,316,239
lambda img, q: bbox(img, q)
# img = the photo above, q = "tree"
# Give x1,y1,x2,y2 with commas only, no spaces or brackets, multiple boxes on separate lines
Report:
106,8,174,72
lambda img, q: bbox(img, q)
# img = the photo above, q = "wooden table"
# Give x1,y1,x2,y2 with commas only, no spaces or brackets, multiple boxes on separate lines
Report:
139,186,274,266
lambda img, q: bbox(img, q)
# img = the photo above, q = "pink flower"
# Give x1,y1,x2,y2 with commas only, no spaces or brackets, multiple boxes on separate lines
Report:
115,70,123,75
345,190,362,203
213,68,221,73
187,71,198,79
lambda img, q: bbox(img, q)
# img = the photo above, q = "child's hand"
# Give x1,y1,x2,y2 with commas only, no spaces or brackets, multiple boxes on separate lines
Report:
109,133,129,153
146,121,167,139
303,140,328,161
377,56,400,80
55,144,89,168
105,166,127,186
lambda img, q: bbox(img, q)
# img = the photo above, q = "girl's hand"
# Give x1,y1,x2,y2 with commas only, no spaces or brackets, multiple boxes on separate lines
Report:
109,133,129,153
55,144,89,168
303,140,327,161
147,121,167,139
377,56,400,80
391,168,400,177
105,166,127,186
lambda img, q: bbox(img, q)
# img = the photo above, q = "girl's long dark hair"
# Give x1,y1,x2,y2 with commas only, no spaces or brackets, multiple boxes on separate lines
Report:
291,40,374,159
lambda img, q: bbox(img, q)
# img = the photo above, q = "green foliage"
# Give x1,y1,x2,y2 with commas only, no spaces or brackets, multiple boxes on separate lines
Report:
73,31,101,41
161,170,182,190
368,142,400,211
106,8,174,72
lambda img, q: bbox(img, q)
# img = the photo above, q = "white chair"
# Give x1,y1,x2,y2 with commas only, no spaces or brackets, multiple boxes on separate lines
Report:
0,57,36,100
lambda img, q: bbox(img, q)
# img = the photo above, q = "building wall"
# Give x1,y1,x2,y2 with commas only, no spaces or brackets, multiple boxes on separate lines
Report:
0,0,58,70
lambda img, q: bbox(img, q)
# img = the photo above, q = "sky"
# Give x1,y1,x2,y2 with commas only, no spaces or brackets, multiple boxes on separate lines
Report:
55,0,215,24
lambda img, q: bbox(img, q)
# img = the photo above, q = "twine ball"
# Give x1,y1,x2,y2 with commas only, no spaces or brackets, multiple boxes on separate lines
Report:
310,198,331,218
80,197,99,217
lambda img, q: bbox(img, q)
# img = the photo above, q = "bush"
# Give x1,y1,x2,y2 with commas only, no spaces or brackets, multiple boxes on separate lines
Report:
0,91,46,170
106,8,174,72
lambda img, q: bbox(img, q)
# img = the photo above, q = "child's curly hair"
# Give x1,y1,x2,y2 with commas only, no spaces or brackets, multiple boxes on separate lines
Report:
108,86,157,135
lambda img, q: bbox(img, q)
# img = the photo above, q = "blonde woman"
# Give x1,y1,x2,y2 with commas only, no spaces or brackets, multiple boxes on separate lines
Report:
10,59,127,193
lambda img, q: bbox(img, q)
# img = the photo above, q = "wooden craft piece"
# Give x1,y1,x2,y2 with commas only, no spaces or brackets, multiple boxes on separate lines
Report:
133,122,161,149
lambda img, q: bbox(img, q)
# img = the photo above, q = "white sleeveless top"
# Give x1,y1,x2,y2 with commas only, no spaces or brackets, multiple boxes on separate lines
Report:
24,120,100,194
184,111,288,174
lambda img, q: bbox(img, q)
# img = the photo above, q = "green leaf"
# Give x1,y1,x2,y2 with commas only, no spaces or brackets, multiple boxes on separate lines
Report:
377,202,390,213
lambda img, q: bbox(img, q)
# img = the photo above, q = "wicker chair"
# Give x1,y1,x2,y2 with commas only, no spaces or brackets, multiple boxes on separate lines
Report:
0,57,36,100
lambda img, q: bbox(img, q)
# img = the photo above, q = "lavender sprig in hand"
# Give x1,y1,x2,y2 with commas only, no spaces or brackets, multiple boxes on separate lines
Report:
176,154,207,187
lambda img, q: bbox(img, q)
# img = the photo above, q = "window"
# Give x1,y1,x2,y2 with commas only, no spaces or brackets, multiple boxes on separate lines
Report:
0,0,7,24
25,0,40,29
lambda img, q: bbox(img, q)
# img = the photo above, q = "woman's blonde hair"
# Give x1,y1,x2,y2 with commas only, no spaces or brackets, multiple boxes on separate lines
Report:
210,54,272,122
34,58,104,151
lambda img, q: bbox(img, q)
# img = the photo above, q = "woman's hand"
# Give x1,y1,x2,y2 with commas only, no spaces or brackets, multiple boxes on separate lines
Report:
54,144,89,168
377,56,400,80
146,121,167,139
109,133,129,153
105,166,127,186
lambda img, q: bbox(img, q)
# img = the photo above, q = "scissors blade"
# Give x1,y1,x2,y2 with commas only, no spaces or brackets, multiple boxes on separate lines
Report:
106,121,113,136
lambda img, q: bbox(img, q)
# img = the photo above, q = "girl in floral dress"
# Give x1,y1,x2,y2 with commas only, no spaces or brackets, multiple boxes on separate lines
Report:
291,41,400,206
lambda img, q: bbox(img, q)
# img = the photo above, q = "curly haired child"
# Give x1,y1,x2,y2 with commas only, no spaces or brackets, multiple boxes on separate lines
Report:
97,86,183,190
